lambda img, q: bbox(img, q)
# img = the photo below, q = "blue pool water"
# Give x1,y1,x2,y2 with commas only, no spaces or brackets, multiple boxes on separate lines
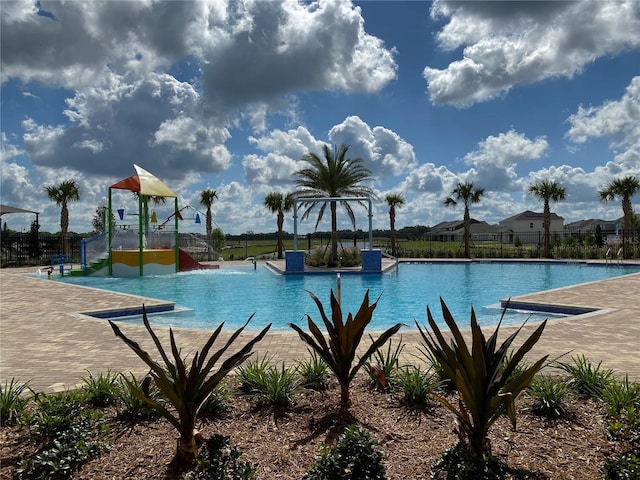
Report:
55,262,640,331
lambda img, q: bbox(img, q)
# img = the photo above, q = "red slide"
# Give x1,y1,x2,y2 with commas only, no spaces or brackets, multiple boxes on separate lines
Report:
178,248,219,272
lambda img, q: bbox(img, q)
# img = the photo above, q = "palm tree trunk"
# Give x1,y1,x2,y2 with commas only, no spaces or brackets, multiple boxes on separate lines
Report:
330,202,338,263
61,203,69,256
206,210,213,261
463,206,471,258
623,196,632,259
277,211,284,260
543,201,551,258
390,208,396,257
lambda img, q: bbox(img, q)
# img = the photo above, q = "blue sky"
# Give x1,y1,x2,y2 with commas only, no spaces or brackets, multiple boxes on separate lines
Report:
1,0,639,235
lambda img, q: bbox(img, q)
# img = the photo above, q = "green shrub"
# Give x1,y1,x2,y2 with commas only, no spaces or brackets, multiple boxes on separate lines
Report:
365,336,404,392
236,356,299,407
15,417,101,480
527,375,572,418
289,289,403,407
0,378,30,427
29,390,95,442
430,441,512,480
395,365,439,408
296,351,330,391
600,375,640,444
109,306,271,467
182,434,257,480
601,452,640,480
17,391,104,480
418,347,454,392
198,386,230,416
305,246,361,268
236,354,272,394
261,363,299,407
417,298,547,454
117,372,162,419
552,354,615,398
303,425,388,480
81,369,120,407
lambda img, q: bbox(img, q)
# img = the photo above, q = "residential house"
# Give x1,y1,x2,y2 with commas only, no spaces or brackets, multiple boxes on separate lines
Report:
499,210,564,243
431,219,500,242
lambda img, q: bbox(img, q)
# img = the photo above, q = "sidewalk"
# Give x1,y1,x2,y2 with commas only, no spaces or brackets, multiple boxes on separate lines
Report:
1,263,639,393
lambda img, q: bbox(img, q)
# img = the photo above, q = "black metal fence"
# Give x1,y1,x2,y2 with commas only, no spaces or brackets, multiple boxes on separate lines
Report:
395,230,637,260
2,229,636,268
0,233,83,267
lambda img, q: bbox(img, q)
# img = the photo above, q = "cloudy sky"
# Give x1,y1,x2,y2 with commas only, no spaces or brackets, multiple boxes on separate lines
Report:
1,0,639,236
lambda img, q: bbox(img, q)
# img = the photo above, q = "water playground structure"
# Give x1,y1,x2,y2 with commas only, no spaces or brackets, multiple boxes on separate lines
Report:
71,165,215,277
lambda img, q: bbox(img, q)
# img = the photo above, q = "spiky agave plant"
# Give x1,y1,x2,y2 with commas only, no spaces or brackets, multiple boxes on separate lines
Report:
416,298,547,455
289,289,403,407
109,305,271,467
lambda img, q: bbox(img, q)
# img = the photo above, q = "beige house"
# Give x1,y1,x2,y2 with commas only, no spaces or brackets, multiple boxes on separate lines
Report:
499,210,564,235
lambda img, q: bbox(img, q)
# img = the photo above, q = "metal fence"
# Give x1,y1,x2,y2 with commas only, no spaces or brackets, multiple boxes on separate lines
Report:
395,230,636,260
1,233,83,267
2,229,636,268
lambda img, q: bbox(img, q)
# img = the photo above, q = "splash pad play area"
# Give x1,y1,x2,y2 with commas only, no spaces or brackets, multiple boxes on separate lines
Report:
70,165,215,277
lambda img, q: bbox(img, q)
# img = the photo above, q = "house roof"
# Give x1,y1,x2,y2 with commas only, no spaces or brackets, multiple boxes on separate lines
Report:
500,210,563,223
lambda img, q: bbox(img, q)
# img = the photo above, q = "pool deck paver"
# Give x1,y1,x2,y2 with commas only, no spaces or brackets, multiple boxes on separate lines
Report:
1,260,639,393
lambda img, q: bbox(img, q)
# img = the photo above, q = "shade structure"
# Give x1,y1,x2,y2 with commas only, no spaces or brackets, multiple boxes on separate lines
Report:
0,204,39,216
110,164,177,198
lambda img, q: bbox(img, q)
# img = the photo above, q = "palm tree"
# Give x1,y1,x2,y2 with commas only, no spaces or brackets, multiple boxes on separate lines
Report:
199,189,218,261
529,180,566,258
385,193,405,257
264,192,295,260
599,175,640,259
294,144,375,264
45,180,80,256
444,182,485,259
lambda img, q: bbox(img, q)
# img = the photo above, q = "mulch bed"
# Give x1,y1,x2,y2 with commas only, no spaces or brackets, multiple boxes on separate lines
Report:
0,377,621,479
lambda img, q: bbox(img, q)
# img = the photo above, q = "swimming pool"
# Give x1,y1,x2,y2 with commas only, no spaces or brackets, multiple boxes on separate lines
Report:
55,261,640,331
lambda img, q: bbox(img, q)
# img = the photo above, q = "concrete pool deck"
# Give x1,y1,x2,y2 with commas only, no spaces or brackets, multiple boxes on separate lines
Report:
1,259,639,393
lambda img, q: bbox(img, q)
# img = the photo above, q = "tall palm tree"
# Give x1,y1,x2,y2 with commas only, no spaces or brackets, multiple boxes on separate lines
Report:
199,189,218,261
599,175,640,259
294,144,375,264
45,180,80,256
529,180,566,258
385,193,405,257
264,192,295,260
444,182,485,259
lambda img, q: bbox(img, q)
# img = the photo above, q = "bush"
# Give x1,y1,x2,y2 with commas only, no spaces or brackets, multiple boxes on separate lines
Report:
15,417,101,480
365,336,404,392
600,375,640,444
431,441,512,480
303,425,388,480
109,306,271,467
305,246,362,268
16,391,103,480
552,354,615,398
81,370,120,407
290,289,403,407
0,378,30,427
182,434,257,480
417,298,547,454
601,452,640,480
236,355,272,394
296,351,330,391
395,365,439,408
527,375,572,418
116,372,162,419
